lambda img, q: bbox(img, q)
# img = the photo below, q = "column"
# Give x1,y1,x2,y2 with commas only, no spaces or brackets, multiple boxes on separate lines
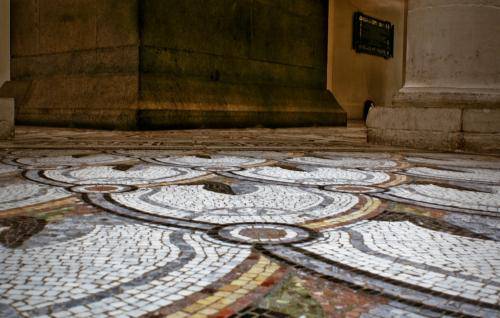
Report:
367,0,500,152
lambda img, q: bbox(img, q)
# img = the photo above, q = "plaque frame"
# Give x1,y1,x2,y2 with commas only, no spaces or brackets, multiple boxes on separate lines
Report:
353,12,394,59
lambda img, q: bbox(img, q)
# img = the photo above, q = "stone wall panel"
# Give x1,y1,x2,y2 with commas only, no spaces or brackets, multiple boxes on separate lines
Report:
97,0,139,48
2,0,345,129
249,0,326,68
11,0,38,57
38,0,97,54
366,107,462,132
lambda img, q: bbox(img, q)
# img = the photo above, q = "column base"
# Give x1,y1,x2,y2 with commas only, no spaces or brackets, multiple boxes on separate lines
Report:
393,87,500,108
367,106,500,153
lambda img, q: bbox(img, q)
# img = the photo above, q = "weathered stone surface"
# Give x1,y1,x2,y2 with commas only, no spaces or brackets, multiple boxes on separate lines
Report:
96,0,139,48
5,75,140,129
140,47,324,89
39,0,97,54
0,98,14,139
367,106,500,152
463,108,500,134
367,128,462,151
11,0,38,57
139,79,344,128
393,87,500,109
366,107,462,132
464,132,500,153
138,75,344,128
249,0,326,68
405,0,500,89
142,0,252,59
2,0,344,129
12,46,139,79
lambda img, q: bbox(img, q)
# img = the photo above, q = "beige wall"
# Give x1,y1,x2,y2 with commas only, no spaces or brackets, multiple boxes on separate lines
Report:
328,0,406,119
0,0,9,86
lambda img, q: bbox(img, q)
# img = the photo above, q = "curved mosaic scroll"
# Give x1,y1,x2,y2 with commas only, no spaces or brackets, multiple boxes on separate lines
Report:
0,223,250,317
0,181,71,211
23,164,210,189
404,166,500,185
266,221,500,317
377,184,500,215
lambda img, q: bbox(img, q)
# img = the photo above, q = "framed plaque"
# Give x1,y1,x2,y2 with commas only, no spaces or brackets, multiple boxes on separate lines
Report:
353,12,394,59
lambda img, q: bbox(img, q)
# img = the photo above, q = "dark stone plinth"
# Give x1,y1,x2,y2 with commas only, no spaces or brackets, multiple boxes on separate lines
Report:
1,0,345,129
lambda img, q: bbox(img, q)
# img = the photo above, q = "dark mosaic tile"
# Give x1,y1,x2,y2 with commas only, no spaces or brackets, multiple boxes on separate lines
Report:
230,306,291,318
0,216,46,248
201,181,236,195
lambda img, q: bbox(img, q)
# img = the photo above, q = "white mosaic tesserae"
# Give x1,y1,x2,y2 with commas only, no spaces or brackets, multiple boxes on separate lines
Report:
0,151,499,318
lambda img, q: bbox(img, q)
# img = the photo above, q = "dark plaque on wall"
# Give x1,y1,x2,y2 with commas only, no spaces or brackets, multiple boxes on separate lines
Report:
353,12,394,59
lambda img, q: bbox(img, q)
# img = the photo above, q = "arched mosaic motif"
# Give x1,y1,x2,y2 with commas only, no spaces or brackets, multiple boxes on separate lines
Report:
404,166,500,184
228,166,398,187
107,183,363,225
0,181,71,211
0,222,251,317
285,156,399,170
378,184,500,215
267,220,500,316
405,154,500,169
11,153,131,168
25,164,210,187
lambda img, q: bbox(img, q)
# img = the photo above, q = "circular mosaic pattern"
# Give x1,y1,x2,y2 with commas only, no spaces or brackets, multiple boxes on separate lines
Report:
217,223,312,245
381,184,500,213
232,166,391,186
41,164,208,186
286,156,398,169
147,155,267,169
404,167,500,184
109,183,361,224
69,184,137,194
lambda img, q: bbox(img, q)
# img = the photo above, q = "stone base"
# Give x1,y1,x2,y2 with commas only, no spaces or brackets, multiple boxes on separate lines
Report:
367,107,500,153
393,87,500,109
0,76,346,130
0,98,14,139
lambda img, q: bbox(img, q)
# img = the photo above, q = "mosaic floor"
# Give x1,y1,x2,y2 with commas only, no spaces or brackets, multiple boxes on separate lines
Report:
0,126,500,317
